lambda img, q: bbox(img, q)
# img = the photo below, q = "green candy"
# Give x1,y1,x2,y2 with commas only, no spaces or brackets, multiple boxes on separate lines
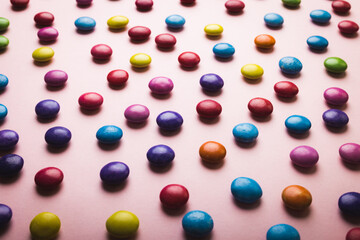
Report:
282,0,301,7
0,18,9,31
0,36,9,49
324,57,347,73
30,212,61,239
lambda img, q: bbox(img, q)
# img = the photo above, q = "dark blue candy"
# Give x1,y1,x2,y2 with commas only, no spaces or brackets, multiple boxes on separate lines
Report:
212,43,235,58
100,162,129,185
306,36,328,50
0,104,8,120
45,126,72,147
74,16,96,31
0,204,12,226
264,13,284,27
35,99,60,119
279,57,303,75
146,144,175,166
156,111,183,131
0,74,9,90
0,154,24,176
338,192,360,216
267,224,300,240
165,15,185,29
322,109,349,128
199,73,224,92
0,130,19,150
310,10,331,24
182,210,213,237
285,115,311,134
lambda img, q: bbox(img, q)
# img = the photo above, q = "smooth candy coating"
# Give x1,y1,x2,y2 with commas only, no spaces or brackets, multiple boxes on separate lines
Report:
338,192,360,216
147,144,175,166
0,36,9,49
248,98,273,117
290,146,319,168
130,53,151,68
107,16,129,29
35,99,60,119
285,115,311,134
338,20,359,34
96,125,123,144
0,154,24,176
200,73,224,92
282,185,312,210
100,162,129,184
274,81,299,98
282,0,300,7
199,141,226,163
75,16,96,31
324,57,347,73
78,92,103,110
0,104,7,120
10,0,29,7
346,228,360,240
124,104,150,123
332,0,351,13
107,69,128,85
135,0,153,10
91,44,112,60
324,87,348,106
0,18,10,31
45,126,71,147
279,57,302,75
339,143,360,164
0,204,12,226
30,212,61,239
264,13,284,27
155,33,176,48
148,77,174,94
106,211,139,238
254,34,276,49
156,111,183,131
322,109,349,128
35,167,64,189
34,12,54,26
196,99,222,118
232,123,258,143
225,0,245,12
306,36,328,50
0,130,19,149
204,24,223,36
231,177,262,203
32,47,54,62
310,10,331,24
76,0,92,6
160,184,189,209
0,74,9,89
44,70,68,87
165,15,185,29
267,224,300,240
37,27,58,42
241,64,264,79
128,26,151,41
178,52,200,68
213,43,235,58
182,210,213,237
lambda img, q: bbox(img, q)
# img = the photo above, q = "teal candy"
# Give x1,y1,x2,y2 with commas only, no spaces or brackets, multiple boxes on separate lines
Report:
307,36,328,50
231,177,262,203
233,123,258,143
267,224,300,240
0,104,7,120
285,115,311,134
212,43,235,58
165,15,185,29
75,16,96,31
264,13,284,27
279,57,303,75
0,74,8,89
310,10,331,24
96,125,123,144
182,210,213,237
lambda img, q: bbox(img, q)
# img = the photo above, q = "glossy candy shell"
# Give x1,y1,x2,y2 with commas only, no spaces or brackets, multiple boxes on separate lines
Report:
44,70,68,87
225,0,245,12
128,26,151,41
267,224,300,240
324,57,347,73
196,100,222,118
32,47,54,62
160,184,189,209
310,10,331,23
37,27,58,41
323,87,348,106
148,77,174,94
322,109,349,128
307,36,328,50
332,0,351,13
78,92,103,110
274,81,299,98
182,211,213,237
35,99,60,119
282,185,312,210
124,104,150,123
135,0,153,10
100,162,129,184
35,167,64,189
254,34,276,48
34,12,54,26
290,146,319,168
147,145,175,166
106,211,139,238
213,43,235,58
178,52,200,68
155,34,176,48
232,123,259,143
96,125,123,144
279,57,302,75
91,44,112,60
44,127,71,146
339,143,360,164
156,111,183,131
338,20,359,34
107,70,128,85
231,177,263,203
338,192,360,216
0,154,24,176
30,212,61,239
0,204,12,226
75,17,96,31
199,141,226,163
285,115,311,134
0,130,19,149
248,98,273,117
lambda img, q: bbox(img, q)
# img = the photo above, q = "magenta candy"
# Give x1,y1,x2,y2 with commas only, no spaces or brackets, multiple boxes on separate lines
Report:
339,143,360,164
128,26,151,41
290,145,319,168
148,77,174,95
324,87,348,106
124,104,150,123
91,44,112,60
37,27,59,42
44,70,68,87
135,0,153,11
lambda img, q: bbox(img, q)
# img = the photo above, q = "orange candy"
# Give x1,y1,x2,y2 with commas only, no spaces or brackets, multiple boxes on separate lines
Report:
199,141,226,163
282,185,312,210
254,34,276,49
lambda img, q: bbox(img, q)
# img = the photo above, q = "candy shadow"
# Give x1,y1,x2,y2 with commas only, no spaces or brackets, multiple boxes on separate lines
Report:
326,102,347,110
0,222,12,237
184,231,213,240
201,159,224,169
0,88,7,95
11,6,28,11
108,27,127,33
333,11,350,17
0,146,17,155
150,92,172,100
76,3,92,8
283,205,311,218
226,10,244,16
80,107,101,115
108,82,127,90
340,212,360,225
250,114,272,122
46,85,66,91
180,65,199,71
39,40,57,45
214,56,233,62
92,58,111,64
0,118,6,126
166,26,183,33
308,47,328,54
46,144,70,153
0,172,22,184
275,95,297,103
97,141,121,151
130,38,150,44
324,124,348,134
126,121,148,129
256,47,274,54
158,128,182,137
232,198,262,209
161,204,188,216
131,66,150,73
136,8,153,12
265,25,283,30
0,29,8,34
35,24,53,29
76,29,95,35
107,232,138,240
36,185,62,196
33,60,52,67
234,139,257,148
283,4,300,10
292,164,317,174
180,2,196,7
206,35,222,41
101,181,128,192
325,70,346,79
156,46,175,52
198,116,220,124
242,76,262,84
287,130,310,139
311,21,330,27
340,32,358,39
148,162,173,173
340,160,360,171
280,72,301,79
36,116,57,123
201,89,222,97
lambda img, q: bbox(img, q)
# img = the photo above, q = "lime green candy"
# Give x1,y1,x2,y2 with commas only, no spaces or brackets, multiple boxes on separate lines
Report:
241,64,264,79
0,36,9,49
282,0,301,7
324,57,347,73
107,16,129,29
106,211,139,238
32,47,54,62
204,24,223,36
30,212,61,240
0,18,10,31
130,53,151,68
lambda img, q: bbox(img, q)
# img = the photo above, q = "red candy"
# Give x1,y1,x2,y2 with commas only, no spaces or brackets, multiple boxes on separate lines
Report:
35,167,64,189
225,0,245,12
78,92,104,110
347,228,360,240
107,70,129,86
332,0,351,13
196,100,222,118
91,44,113,60
160,184,189,209
128,26,151,41
178,52,200,68
135,0,153,10
274,81,299,98
248,97,273,117
338,20,359,34
155,34,177,48
10,0,29,7
181,0,195,4
34,12,54,26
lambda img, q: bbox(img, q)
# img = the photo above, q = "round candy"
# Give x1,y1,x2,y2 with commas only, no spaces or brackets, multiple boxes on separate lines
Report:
0,18,10,31
106,211,139,238
231,177,262,203
324,57,347,73
264,13,284,27
165,15,185,29
338,20,359,34
37,27,58,42
0,74,9,89
225,0,245,12
338,192,360,216
248,98,273,117
339,143,360,164
279,57,302,75
282,0,301,7
100,162,129,184
322,109,349,128
310,10,331,24
124,104,150,123
107,69,128,85
285,115,311,134
135,0,153,10
35,99,60,119
282,185,312,210
182,210,213,237
290,146,319,168
0,130,19,149
44,70,68,87
35,167,64,189
160,184,189,209
332,0,351,13
254,34,276,49
196,100,222,118
78,92,103,110
0,154,24,176
147,144,175,166
324,87,348,106
155,33,176,48
181,0,195,4
156,111,183,131
241,64,264,79
346,228,360,240
107,16,129,29
30,212,61,239
212,43,235,58
306,36,328,50
232,123,258,143
0,104,7,120
74,16,96,31
130,53,151,68
0,204,12,226
199,141,226,164
32,47,54,62
267,224,300,240
128,26,151,41
204,24,223,36
10,0,29,8
199,73,224,92
76,0,92,5
0,36,9,49
34,12,54,26
178,52,200,68
45,126,71,147
96,125,123,144
91,44,112,60
149,77,174,95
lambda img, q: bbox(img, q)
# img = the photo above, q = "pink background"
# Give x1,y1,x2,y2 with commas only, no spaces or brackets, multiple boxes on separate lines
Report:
1,0,360,239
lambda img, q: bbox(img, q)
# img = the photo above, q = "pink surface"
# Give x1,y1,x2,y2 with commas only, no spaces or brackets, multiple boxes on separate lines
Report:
1,0,360,239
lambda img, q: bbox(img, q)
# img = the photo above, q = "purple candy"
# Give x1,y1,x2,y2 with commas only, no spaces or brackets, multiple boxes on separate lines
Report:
124,104,150,123
324,87,349,106
76,0,92,5
290,145,319,168
0,130,19,150
44,70,68,87
339,143,360,164
37,27,58,42
322,109,349,128
148,77,174,95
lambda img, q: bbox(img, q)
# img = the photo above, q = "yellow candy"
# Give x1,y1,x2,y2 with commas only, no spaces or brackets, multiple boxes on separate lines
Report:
241,64,264,79
30,212,61,239
106,211,139,238
204,24,223,36
130,53,151,68
32,47,54,62
107,16,129,29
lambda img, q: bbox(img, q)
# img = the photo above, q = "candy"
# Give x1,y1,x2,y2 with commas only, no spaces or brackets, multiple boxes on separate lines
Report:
147,144,175,166
32,47,54,62
279,57,302,75
128,26,151,41
124,104,150,123
78,92,103,110
44,126,71,147
199,73,224,92
0,154,24,176
0,36,9,49
290,146,319,168
324,87,348,106
155,33,176,48
35,99,60,119
165,15,185,29
346,228,360,240
199,141,226,163
264,13,284,27
148,77,174,94
0,204,12,226
91,44,112,60
248,98,273,117
34,12,54,26
107,69,128,85
310,10,331,24
254,34,275,49
0,74,9,89
10,0,29,8
338,20,359,34
196,100,222,118
282,185,312,210
130,53,151,68
30,212,61,239
338,192,360,216
100,162,129,184
0,18,10,31
182,210,213,237
106,211,139,238
282,0,300,7
232,123,258,143
285,115,311,134
44,70,68,87
332,0,351,13
178,52,200,68
212,43,235,58
181,0,195,4
160,184,189,209
37,27,58,42
339,143,360,164
204,24,223,36
267,224,300,240
241,64,264,79
0,130,19,149
107,16,129,29
322,109,349,128
35,167,64,189
135,0,153,10
74,16,96,31
96,125,123,144
231,177,262,203
324,57,347,73
156,111,183,131
77,0,92,5
0,104,8,120
306,36,328,50
225,0,245,12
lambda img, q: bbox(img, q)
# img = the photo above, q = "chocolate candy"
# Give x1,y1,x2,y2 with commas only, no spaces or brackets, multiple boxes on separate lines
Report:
247,97,273,117
35,167,64,189
0,104,8,120
282,185,312,210
0,154,24,176
0,130,19,149
34,12,54,26
128,26,151,41
196,100,222,118
96,125,123,144
267,224,300,240
322,109,349,128
290,146,319,168
30,212,61,239
35,99,60,119
332,0,351,13
135,0,153,10
37,27,58,42
199,73,224,92
148,77,174,94
165,14,185,29
307,36,328,50
324,57,347,73
339,143,360,164
147,144,175,166
75,16,96,31
91,44,112,60
0,204,12,226
323,87,348,106
78,92,103,110
107,69,128,85
285,115,311,134
225,0,245,12
346,228,360,240
338,20,359,34
264,13,284,27
254,34,276,49
310,10,331,24
232,123,258,143
199,141,226,163
212,43,235,58
155,33,176,48
338,192,360,216
182,210,213,237
44,126,71,147
156,111,183,131
100,162,129,184
44,70,68,87
279,56,302,75
160,184,189,209
231,177,263,203
178,52,200,68
124,104,150,123
106,211,139,238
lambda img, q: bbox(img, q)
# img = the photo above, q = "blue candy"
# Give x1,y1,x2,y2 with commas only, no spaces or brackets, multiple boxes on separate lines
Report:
165,14,185,29
45,126,72,147
147,144,175,166
267,224,300,240
310,10,331,24
338,192,360,216
200,73,224,92
0,104,7,120
96,125,123,144
156,111,183,131
182,210,213,237
0,74,8,90
0,154,24,176
279,56,303,75
285,115,311,134
0,204,12,226
322,109,349,128
100,162,129,185
75,16,96,31
35,99,60,119
264,13,284,27
306,36,328,50
232,123,259,143
231,177,262,203
0,130,19,149
212,43,235,58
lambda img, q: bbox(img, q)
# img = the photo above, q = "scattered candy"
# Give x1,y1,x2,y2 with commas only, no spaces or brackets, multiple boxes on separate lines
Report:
34,12,54,26
0,36,9,49
107,16,129,29
10,0,29,8
282,185,312,210
279,56,302,75
232,123,259,143
0,130,19,149
74,16,96,31
76,0,92,6
182,210,213,237
78,92,103,110
100,162,129,184
0,74,9,89
30,212,61,239
307,36,328,50
148,77,174,95
310,10,331,24
35,167,64,189
106,211,139,238
225,0,245,12
267,224,300,240
322,109,349,128
155,33,176,48
285,115,311,134
231,177,263,203
147,144,175,166
160,184,189,209
241,64,264,79
248,98,273,117
199,73,224,92
128,26,151,41
32,47,54,62
324,57,347,73
44,126,72,147
178,52,200,68
135,0,153,11
323,87,348,106
213,43,235,58
37,27,58,42
44,70,68,87
338,20,359,34
338,192,360,216
339,143,360,164
96,125,123,144
254,34,276,49
130,53,152,68
282,0,301,8
35,99,60,119
0,18,10,31
107,69,128,85
332,0,351,14
124,104,150,123
199,141,226,164
0,104,7,120
165,14,185,29
196,99,222,118
204,24,223,36
91,44,112,60
290,146,319,168
346,228,360,240
156,111,183,131
0,204,12,226
0,154,24,176
264,13,284,27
